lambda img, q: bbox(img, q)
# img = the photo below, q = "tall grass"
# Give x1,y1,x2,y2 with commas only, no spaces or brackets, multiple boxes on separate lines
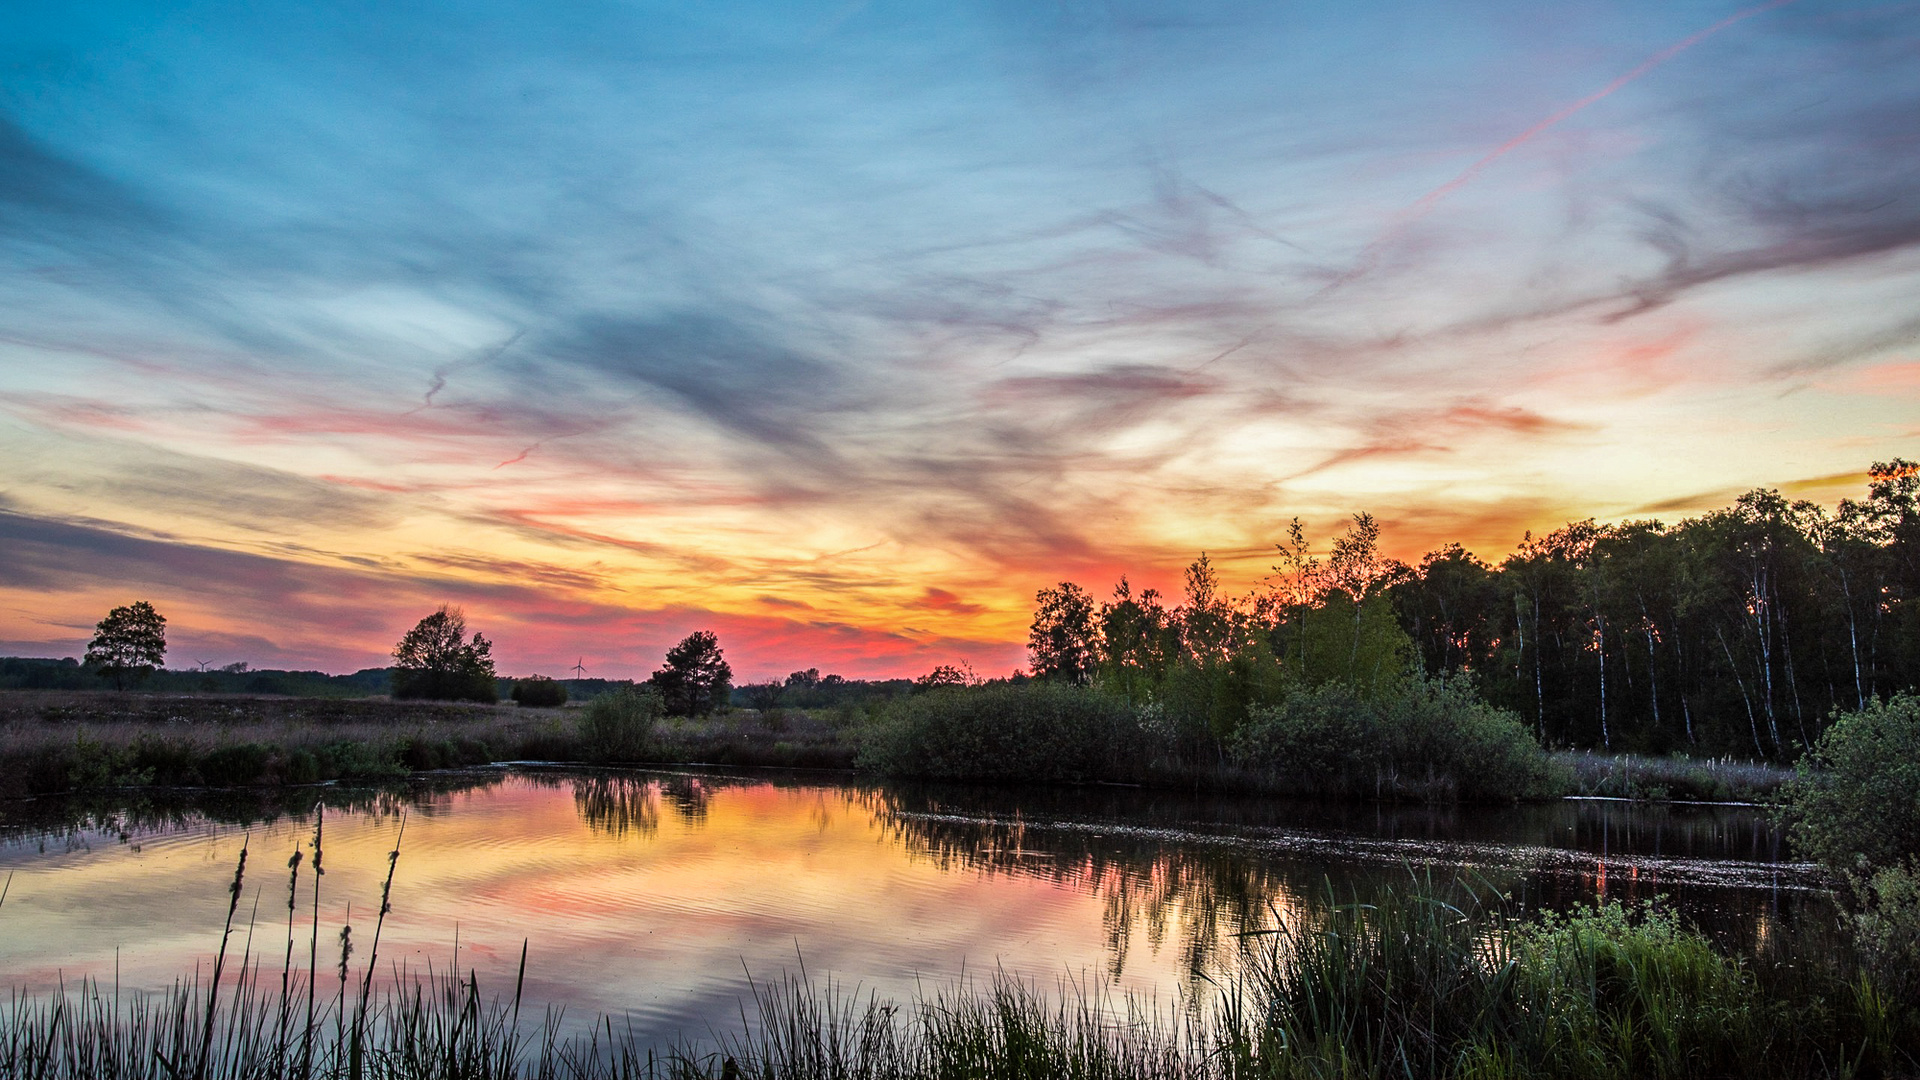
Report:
5,850,1913,1080
1558,752,1792,803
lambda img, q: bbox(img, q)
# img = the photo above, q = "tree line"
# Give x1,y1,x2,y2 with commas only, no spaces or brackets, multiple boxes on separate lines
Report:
1028,460,1920,760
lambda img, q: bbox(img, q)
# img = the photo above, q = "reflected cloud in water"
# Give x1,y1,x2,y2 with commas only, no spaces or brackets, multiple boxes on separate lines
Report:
0,768,1837,1039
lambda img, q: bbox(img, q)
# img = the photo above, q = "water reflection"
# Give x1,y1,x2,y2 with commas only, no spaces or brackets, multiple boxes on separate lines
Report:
861,780,1830,961
0,773,504,856
0,767,1839,1040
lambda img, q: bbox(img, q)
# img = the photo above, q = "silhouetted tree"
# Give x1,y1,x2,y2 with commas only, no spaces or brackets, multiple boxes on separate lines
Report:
85,600,167,690
650,630,732,716
1097,577,1174,705
914,663,974,691
1028,581,1098,683
391,606,498,702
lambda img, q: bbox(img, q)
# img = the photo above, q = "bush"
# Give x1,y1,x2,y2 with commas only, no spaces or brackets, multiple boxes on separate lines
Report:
578,686,663,762
1784,693,1920,876
511,675,569,708
1243,882,1772,1080
1507,901,1760,1077
857,682,1150,784
198,743,271,785
1231,674,1567,801
1783,693,1920,1000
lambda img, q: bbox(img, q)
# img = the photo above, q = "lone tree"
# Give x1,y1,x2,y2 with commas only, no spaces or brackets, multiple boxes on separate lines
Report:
391,606,498,703
649,630,732,716
85,601,167,689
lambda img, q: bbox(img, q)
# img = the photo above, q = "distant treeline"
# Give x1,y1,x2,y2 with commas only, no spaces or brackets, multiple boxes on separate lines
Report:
732,668,918,713
0,651,915,713
1024,460,1920,761
0,657,636,703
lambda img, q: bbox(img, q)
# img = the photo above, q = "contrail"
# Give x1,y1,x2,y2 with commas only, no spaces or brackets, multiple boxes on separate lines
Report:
1334,0,1800,287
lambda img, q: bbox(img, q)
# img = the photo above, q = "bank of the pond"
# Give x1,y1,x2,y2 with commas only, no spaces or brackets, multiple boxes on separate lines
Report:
1556,750,1796,803
1,688,1796,809
0,690,858,801
1,868,1910,1080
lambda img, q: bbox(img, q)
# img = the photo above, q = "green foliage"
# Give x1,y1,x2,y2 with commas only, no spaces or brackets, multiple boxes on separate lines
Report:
1156,636,1286,743
1851,863,1920,1003
578,685,664,762
1784,692,1920,1002
391,606,498,703
649,630,732,716
858,681,1150,784
84,600,167,689
1232,674,1568,802
1285,592,1415,699
1028,581,1098,684
510,675,569,708
197,742,272,785
1784,692,1920,875
65,731,155,790
1237,880,1908,1080
1506,901,1759,1078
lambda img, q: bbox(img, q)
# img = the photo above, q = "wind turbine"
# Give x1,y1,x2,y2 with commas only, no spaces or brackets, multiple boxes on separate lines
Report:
571,657,587,679
194,659,212,672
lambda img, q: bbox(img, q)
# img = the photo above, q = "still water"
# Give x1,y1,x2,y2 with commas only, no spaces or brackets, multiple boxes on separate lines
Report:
0,767,1830,1040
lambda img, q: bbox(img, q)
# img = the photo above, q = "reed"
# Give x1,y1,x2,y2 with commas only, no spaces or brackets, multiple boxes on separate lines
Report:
2,855,1913,1079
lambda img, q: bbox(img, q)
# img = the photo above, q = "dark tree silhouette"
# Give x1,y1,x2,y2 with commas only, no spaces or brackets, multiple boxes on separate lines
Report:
914,663,974,691
391,606,498,702
510,674,568,707
1028,581,1098,683
1009,462,1920,760
85,600,167,689
650,630,732,716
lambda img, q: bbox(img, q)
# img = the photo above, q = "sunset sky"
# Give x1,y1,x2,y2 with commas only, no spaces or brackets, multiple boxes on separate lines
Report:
2,0,1917,680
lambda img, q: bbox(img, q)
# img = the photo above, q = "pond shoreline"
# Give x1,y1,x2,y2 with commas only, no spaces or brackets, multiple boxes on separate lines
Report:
1,688,1794,808
0,766,1890,1078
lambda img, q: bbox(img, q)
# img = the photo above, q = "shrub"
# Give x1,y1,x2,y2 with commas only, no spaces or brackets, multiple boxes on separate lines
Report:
1506,900,1762,1077
1783,693,1920,876
1231,673,1567,802
578,686,663,762
510,675,569,708
198,743,271,785
65,732,154,790
1783,693,1920,1000
284,747,321,784
857,682,1150,784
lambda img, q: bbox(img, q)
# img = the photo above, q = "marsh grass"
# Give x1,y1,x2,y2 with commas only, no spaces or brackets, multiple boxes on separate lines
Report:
0,690,859,799
5,839,1913,1080
1557,752,1793,803
0,692,583,799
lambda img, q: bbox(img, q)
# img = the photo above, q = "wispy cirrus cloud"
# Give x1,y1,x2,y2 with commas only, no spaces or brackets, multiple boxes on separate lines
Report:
1,0,1917,673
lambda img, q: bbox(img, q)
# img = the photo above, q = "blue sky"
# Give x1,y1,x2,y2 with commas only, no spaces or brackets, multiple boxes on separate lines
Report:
2,0,1916,677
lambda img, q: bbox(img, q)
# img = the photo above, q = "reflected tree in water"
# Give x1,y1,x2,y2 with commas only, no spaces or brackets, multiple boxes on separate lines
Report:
572,775,660,839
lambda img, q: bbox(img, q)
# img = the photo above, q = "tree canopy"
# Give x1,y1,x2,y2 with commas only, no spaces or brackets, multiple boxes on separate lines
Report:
391,606,498,703
649,630,732,716
1026,461,1920,760
85,600,167,689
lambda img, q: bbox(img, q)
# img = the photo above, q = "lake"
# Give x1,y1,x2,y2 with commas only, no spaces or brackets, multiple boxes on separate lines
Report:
0,766,1832,1044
